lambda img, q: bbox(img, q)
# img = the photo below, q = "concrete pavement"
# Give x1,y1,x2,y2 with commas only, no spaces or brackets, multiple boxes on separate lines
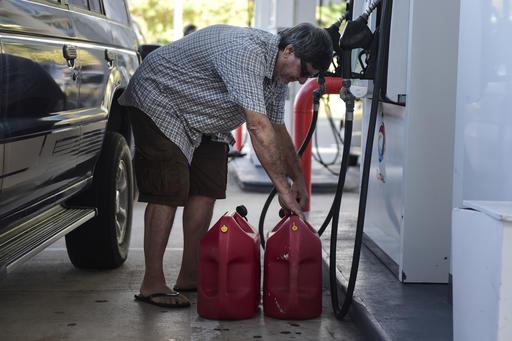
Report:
0,167,365,341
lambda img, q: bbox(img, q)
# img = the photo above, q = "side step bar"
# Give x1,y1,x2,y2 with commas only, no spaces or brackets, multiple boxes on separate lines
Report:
0,205,96,276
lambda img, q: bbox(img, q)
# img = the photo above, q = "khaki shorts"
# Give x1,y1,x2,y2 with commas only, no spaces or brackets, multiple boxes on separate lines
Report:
128,107,228,206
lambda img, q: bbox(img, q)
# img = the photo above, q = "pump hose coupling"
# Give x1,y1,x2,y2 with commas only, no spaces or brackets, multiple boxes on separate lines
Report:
340,79,355,121
313,74,326,112
362,0,382,21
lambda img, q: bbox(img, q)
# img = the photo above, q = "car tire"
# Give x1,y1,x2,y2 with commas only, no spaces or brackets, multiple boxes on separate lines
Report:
65,131,133,269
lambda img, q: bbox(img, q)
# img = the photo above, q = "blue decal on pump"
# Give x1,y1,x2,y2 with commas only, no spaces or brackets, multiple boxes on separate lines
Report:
376,119,386,183
378,122,385,162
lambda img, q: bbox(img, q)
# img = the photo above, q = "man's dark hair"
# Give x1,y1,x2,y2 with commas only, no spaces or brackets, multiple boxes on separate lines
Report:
183,24,197,36
278,23,333,72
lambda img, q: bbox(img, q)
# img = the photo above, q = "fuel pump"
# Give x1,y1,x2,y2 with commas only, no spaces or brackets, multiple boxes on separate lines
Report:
258,0,394,319
329,0,394,318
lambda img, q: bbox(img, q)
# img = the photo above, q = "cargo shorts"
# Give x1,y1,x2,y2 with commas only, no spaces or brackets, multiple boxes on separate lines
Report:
128,107,228,206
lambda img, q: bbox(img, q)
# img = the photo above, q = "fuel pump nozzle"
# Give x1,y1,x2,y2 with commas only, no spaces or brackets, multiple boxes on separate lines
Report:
325,18,344,56
338,0,382,80
339,0,381,50
340,79,355,122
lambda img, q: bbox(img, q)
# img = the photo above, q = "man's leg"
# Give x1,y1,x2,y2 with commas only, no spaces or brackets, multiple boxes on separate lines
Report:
139,203,190,305
174,137,228,290
128,107,191,306
175,195,215,289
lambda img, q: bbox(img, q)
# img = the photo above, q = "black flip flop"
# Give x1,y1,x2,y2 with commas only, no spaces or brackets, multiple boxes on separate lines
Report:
173,286,197,292
134,292,191,308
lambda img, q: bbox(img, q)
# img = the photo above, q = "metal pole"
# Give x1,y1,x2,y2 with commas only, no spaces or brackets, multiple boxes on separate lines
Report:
174,0,183,40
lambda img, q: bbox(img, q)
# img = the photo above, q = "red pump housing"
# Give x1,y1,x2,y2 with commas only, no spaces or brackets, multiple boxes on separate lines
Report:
294,76,343,212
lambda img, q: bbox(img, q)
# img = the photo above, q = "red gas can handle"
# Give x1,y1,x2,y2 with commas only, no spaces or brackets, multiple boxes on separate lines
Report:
279,208,301,219
274,209,318,235
279,208,286,218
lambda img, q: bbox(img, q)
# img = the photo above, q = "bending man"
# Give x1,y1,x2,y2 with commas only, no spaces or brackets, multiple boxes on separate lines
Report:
119,23,333,308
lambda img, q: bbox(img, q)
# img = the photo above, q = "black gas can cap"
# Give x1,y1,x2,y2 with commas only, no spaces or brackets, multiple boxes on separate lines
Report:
235,205,248,218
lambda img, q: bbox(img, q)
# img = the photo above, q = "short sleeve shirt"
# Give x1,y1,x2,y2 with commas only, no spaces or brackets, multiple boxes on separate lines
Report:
118,25,288,163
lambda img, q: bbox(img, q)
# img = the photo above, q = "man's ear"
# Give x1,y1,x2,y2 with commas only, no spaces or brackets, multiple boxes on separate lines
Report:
284,44,294,56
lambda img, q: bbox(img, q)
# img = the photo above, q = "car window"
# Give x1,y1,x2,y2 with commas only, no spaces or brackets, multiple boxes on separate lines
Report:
68,0,88,9
88,0,102,13
103,0,129,24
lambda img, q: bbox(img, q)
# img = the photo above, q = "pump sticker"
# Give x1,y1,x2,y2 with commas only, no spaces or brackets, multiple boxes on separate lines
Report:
376,119,386,183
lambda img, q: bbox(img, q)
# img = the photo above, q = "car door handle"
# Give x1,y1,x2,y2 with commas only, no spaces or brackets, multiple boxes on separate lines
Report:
105,49,115,67
63,44,77,68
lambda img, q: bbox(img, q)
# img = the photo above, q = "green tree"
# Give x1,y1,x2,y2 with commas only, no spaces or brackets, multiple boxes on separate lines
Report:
128,0,254,44
316,1,347,27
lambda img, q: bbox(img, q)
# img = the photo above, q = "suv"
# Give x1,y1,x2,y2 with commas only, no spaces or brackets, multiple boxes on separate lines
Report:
0,0,140,275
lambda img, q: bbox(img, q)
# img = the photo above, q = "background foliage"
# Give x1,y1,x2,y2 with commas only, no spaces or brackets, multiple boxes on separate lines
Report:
128,0,255,44
128,0,346,44
316,1,347,27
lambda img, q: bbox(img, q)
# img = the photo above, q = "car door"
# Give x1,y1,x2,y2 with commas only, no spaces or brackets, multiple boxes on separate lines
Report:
0,48,5,199
69,0,139,177
0,144,4,201
67,0,113,176
0,0,80,224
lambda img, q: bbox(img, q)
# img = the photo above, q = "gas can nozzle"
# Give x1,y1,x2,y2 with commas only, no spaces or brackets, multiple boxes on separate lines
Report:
236,205,248,219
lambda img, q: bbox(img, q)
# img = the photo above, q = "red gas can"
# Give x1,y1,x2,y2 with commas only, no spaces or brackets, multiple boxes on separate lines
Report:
197,210,260,320
263,214,322,319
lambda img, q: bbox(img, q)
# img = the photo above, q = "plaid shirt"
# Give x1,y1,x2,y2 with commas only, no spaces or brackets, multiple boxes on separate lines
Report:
118,24,288,163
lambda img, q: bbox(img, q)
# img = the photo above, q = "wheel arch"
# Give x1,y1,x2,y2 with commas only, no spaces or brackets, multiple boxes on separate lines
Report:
106,88,133,148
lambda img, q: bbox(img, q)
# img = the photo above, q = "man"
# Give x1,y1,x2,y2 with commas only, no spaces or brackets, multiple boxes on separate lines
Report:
119,23,333,308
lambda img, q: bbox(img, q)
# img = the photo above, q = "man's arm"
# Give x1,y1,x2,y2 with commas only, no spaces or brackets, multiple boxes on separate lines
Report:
245,109,304,218
272,123,308,209
272,123,303,181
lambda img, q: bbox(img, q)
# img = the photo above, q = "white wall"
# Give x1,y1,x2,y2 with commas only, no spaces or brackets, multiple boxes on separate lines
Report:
453,0,512,207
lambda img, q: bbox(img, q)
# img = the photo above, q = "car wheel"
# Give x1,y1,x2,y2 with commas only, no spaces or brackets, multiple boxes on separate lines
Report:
65,132,133,269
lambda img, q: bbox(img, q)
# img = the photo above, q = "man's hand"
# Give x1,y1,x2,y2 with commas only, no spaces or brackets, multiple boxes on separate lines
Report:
277,189,305,220
291,178,308,210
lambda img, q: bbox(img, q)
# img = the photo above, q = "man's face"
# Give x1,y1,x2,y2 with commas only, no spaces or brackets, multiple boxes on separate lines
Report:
274,45,320,85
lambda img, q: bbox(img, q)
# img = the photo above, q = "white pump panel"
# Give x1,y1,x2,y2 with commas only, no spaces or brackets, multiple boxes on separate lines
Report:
385,0,408,103
358,0,459,282
453,0,512,206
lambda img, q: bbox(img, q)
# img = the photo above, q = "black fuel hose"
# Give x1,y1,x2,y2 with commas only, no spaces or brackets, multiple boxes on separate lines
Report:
256,76,357,320
329,109,353,318
258,76,326,248
256,0,391,320
255,76,357,320
332,0,392,319
257,75,348,244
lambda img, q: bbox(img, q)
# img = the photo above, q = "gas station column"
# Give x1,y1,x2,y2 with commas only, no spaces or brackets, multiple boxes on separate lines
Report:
254,0,316,128
254,0,316,32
